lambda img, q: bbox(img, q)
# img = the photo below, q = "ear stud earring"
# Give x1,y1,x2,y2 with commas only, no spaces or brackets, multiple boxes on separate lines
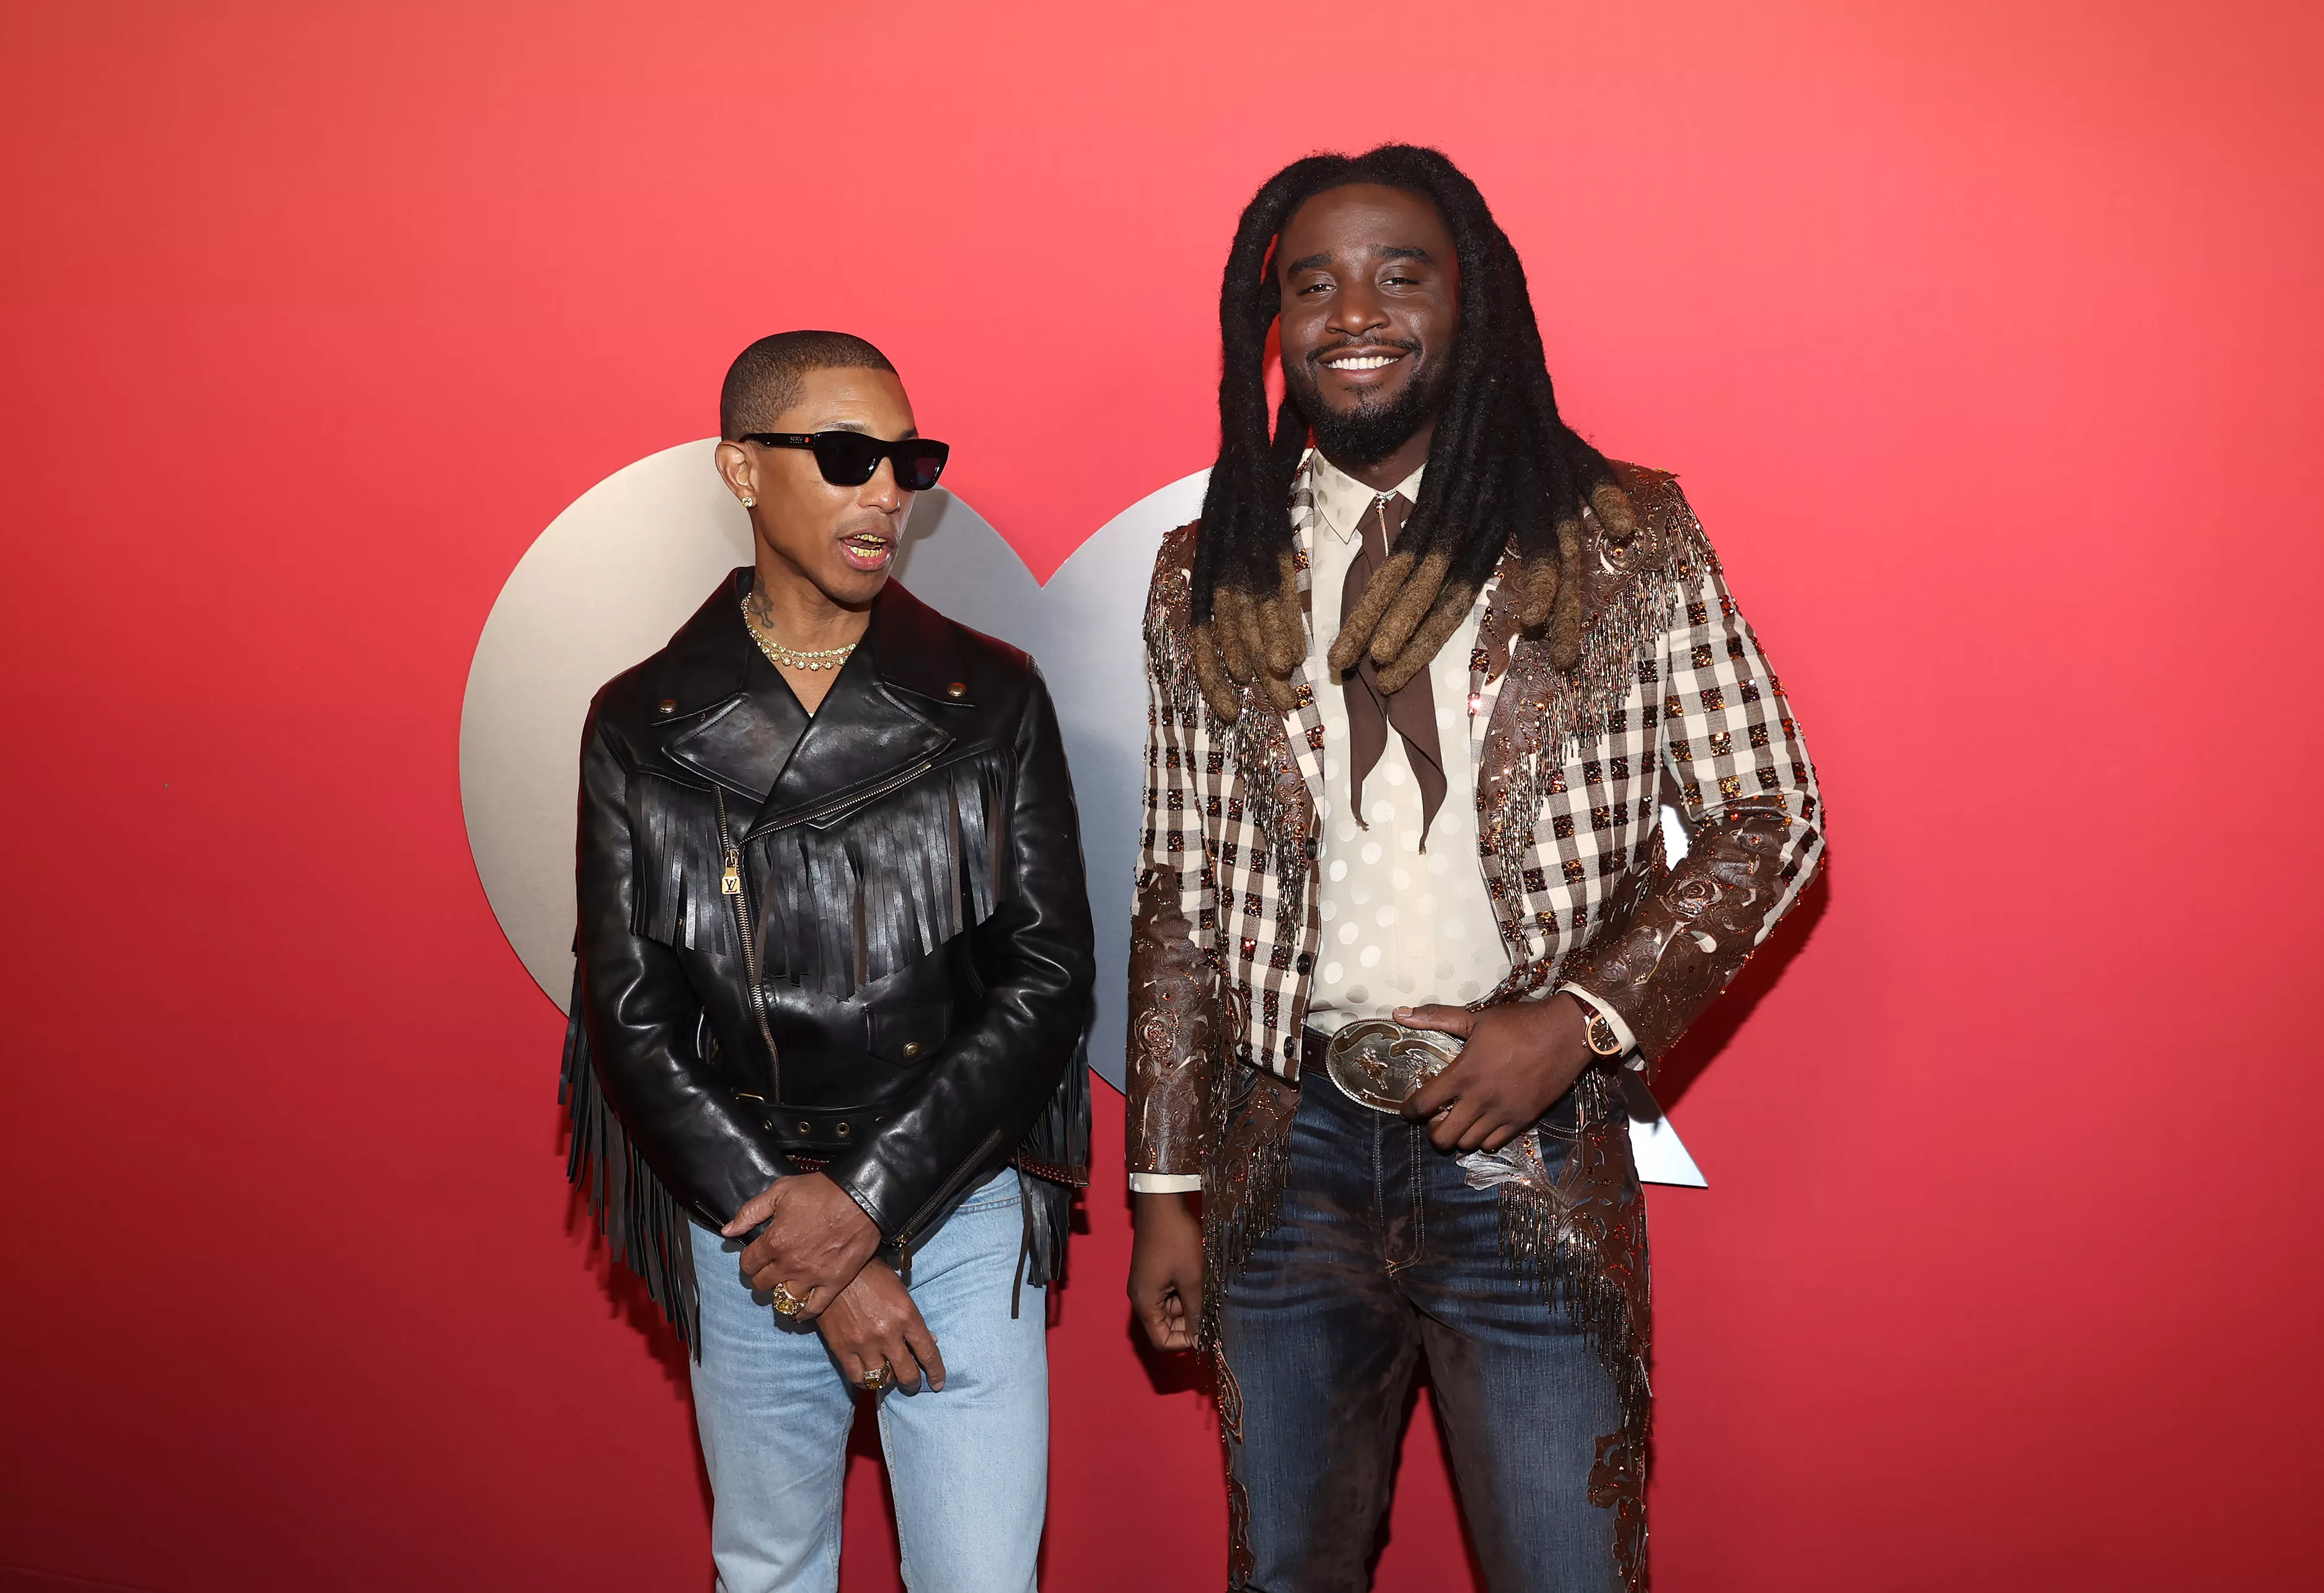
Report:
741,494,756,508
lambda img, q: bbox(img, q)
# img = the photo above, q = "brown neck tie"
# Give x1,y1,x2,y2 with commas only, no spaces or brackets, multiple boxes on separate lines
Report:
1337,493,1447,848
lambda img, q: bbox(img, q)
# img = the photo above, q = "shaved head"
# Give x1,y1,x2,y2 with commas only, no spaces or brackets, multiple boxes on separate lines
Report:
719,330,898,439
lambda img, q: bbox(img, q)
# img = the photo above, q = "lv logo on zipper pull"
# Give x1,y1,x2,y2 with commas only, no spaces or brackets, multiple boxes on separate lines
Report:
721,851,743,896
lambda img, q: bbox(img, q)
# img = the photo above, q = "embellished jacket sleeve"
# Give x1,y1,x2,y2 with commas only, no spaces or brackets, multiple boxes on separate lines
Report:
575,709,796,1228
1564,522,1827,1061
822,672,1096,1248
1126,529,1219,1184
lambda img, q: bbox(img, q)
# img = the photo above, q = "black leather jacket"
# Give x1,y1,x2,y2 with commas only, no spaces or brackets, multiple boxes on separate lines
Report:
559,571,1094,1346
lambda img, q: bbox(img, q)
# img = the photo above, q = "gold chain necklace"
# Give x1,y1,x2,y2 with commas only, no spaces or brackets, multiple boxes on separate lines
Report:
740,595,859,672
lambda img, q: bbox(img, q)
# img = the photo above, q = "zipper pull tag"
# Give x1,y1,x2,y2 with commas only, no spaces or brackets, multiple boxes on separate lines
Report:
721,848,743,896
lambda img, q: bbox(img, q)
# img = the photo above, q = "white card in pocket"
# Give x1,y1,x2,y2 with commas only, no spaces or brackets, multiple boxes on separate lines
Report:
1623,1071,1707,1188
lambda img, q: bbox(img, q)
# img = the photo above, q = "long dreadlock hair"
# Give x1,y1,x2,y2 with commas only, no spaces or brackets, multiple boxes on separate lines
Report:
1189,144,1639,722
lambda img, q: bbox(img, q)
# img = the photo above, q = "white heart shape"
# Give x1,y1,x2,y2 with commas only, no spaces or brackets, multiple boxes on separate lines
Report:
459,441,1707,1183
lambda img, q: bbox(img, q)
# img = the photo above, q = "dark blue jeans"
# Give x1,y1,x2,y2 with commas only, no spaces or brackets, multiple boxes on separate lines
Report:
1214,1075,1633,1592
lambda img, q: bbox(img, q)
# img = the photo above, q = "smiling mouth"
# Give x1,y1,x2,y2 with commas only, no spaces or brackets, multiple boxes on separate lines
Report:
839,531,894,571
1318,344,1412,374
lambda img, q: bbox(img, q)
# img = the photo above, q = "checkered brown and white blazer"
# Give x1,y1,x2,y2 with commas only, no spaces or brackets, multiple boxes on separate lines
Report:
1126,457,1826,1182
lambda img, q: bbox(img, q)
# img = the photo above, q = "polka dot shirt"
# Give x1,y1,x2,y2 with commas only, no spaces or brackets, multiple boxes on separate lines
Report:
1304,455,1510,1032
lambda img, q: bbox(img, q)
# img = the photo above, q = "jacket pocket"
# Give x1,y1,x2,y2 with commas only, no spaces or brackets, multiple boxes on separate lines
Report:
866,999,951,1066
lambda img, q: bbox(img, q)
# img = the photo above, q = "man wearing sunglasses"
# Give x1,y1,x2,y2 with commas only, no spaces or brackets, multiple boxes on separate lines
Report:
564,330,1094,1592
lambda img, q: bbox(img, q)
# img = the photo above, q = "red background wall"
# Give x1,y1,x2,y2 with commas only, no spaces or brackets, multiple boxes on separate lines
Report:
4,2,2320,1588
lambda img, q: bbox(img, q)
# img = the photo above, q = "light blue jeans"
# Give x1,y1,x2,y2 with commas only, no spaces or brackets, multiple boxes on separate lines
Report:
689,1169,1047,1593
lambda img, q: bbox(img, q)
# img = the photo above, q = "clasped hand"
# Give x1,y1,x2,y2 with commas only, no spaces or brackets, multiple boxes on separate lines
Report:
1394,993,1595,1152
817,1260,946,1392
722,1171,883,1322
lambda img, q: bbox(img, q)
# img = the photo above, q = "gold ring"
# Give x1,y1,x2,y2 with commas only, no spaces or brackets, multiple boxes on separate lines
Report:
860,1364,894,1392
769,1283,805,1317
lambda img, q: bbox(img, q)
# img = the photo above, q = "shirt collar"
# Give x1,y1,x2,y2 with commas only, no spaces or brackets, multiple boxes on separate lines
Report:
1306,449,1426,544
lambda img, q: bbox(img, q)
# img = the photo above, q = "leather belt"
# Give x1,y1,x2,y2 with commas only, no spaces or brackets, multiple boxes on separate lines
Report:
731,1090,889,1155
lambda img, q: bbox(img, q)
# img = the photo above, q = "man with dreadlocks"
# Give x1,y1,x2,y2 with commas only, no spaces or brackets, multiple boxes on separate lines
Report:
1124,146,1826,1591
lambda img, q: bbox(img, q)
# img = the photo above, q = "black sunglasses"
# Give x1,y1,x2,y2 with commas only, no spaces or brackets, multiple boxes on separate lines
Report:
742,431,950,493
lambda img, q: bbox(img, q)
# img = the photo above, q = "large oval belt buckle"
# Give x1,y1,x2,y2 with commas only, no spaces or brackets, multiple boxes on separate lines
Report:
1323,1019,1462,1114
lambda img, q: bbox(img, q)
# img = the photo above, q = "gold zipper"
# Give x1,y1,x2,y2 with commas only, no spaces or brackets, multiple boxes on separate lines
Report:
781,758,936,830
714,787,781,1100
891,1126,1006,1249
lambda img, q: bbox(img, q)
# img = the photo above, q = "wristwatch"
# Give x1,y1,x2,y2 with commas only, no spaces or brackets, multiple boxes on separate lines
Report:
1582,1004,1626,1058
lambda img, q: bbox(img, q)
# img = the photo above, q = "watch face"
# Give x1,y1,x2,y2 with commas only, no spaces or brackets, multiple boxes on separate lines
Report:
1588,1012,1622,1055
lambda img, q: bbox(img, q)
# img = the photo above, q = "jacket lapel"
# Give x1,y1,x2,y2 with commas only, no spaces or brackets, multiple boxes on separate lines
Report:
1282,459,1327,815
749,580,962,836
640,574,975,830
662,690,806,804
635,569,805,802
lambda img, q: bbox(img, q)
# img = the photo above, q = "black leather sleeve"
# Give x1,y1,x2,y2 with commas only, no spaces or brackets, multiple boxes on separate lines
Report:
822,672,1096,1247
575,706,794,1229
